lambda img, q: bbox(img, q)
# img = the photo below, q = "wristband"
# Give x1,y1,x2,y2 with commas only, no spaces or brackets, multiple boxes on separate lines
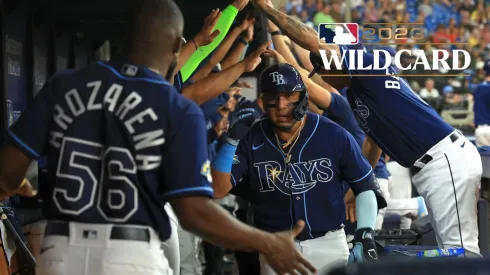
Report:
191,38,200,51
211,142,238,173
270,30,282,36
237,37,249,45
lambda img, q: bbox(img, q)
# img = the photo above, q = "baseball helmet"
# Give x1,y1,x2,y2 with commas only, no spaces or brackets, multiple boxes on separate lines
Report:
260,63,309,121
483,59,490,75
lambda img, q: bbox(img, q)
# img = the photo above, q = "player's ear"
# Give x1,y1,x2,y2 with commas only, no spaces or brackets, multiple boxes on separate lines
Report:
172,36,183,56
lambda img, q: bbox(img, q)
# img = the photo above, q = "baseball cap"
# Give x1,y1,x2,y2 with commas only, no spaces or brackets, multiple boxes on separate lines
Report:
483,59,490,75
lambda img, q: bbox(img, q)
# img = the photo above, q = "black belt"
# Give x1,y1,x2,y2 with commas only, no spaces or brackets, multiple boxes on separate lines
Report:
412,131,462,176
44,222,150,242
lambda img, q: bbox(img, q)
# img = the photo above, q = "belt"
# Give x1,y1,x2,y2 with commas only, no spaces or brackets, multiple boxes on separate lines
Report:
308,227,344,239
412,131,462,176
44,222,150,242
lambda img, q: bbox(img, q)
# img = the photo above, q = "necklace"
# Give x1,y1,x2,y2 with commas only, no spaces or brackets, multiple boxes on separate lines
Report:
274,118,305,165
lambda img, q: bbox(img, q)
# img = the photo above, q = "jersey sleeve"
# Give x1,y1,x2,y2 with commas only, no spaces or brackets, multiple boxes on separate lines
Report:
338,129,376,196
7,77,56,160
160,103,214,201
229,138,250,197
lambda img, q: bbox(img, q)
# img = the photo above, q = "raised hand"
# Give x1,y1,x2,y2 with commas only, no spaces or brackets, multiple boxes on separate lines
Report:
241,40,272,72
239,17,256,32
242,20,255,43
194,9,222,48
262,221,317,275
224,102,258,145
263,48,287,64
232,0,250,11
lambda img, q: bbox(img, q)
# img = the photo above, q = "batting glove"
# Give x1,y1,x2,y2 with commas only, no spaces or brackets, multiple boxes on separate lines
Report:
223,106,257,146
348,228,379,263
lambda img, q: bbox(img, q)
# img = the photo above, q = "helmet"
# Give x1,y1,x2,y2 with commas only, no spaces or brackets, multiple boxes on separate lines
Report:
259,63,309,121
483,59,490,76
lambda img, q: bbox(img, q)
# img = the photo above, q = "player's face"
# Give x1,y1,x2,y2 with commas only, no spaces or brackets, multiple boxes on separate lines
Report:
263,91,301,131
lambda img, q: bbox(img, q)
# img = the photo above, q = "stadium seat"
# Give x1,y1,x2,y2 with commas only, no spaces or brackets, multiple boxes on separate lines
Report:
440,101,474,128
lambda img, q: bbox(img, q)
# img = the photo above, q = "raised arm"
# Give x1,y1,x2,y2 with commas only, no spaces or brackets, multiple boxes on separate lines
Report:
221,22,254,70
362,136,382,168
253,0,321,53
182,40,271,105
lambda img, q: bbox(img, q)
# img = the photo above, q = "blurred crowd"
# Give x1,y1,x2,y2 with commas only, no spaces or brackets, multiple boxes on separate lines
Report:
277,0,486,124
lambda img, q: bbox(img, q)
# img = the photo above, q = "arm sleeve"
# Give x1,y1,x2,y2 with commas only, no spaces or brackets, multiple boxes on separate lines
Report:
8,78,56,160
180,4,239,82
161,104,214,200
229,140,250,198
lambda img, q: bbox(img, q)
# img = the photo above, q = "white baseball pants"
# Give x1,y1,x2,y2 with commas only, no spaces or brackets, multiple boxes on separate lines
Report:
36,222,172,275
178,226,202,275
476,125,490,147
259,228,349,275
162,204,180,275
412,131,483,257
375,177,420,229
386,161,414,228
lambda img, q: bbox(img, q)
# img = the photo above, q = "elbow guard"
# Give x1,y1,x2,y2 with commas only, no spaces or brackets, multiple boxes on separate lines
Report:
349,173,387,210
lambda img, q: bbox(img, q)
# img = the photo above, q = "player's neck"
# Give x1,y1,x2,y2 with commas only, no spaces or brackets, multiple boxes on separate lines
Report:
127,54,170,80
485,76,490,82
275,117,306,144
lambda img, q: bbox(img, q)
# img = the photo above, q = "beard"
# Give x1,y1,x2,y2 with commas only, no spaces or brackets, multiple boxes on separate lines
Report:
165,59,177,81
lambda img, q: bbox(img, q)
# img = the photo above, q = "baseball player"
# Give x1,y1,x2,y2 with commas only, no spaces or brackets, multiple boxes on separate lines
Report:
0,1,318,275
473,60,490,147
252,0,483,256
211,63,387,274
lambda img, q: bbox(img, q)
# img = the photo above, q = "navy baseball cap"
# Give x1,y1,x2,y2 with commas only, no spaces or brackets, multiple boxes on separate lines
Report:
483,59,490,75
260,63,306,96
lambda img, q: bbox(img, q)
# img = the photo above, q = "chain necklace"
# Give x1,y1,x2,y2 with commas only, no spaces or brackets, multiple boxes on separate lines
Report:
274,118,305,165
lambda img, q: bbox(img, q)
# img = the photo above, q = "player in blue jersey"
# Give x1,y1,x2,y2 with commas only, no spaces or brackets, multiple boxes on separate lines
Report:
211,63,387,274
0,1,317,275
473,60,490,147
252,0,483,257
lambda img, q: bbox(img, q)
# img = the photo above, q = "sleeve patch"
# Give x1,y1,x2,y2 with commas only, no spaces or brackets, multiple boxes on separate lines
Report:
232,155,240,165
201,160,212,183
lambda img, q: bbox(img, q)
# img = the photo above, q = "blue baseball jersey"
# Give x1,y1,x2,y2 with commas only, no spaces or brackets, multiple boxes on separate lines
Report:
7,61,213,241
473,81,490,127
230,112,376,240
323,92,390,179
342,48,454,167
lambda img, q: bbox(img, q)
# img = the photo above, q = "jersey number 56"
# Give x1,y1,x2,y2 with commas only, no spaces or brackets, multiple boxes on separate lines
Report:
54,137,139,223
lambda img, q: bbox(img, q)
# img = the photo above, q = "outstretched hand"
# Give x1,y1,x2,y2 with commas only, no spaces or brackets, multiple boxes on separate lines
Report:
263,48,287,64
194,9,222,48
262,220,317,275
241,40,272,72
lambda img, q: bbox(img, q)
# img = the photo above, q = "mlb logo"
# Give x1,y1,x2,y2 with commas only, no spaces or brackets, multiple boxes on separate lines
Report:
318,23,359,45
122,64,139,76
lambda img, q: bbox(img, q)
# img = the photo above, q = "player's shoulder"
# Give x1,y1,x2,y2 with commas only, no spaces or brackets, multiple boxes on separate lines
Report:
316,112,348,133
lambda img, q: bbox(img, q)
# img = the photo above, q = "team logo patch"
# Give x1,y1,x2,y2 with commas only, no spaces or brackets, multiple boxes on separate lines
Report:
318,23,359,45
201,160,212,183
233,155,240,165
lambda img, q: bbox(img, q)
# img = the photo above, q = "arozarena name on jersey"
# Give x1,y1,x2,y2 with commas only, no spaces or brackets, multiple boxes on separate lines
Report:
49,81,163,171
319,49,471,71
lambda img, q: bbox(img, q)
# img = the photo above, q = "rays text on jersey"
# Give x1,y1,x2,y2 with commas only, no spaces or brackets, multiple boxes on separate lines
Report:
254,158,334,195
48,80,164,171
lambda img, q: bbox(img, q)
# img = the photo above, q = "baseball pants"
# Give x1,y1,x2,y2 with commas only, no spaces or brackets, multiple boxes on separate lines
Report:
375,177,421,229
412,130,483,257
178,226,202,275
36,221,172,275
475,125,490,147
386,162,414,229
162,204,180,275
259,228,349,275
